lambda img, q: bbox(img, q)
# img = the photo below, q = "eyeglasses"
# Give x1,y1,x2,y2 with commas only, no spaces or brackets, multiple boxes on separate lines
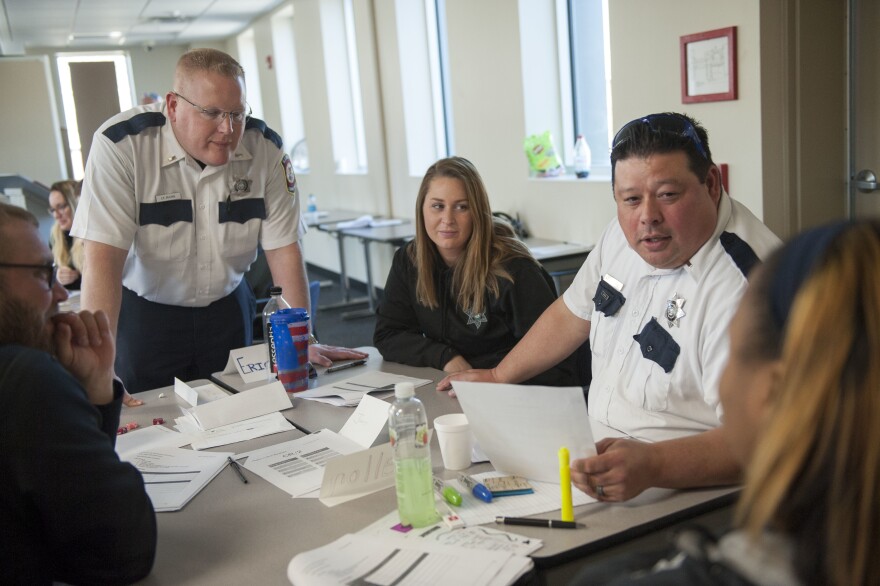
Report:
0,262,57,288
48,202,70,215
611,113,709,160
172,91,251,125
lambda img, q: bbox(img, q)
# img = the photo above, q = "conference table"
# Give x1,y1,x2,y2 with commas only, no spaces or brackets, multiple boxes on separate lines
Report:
126,348,736,584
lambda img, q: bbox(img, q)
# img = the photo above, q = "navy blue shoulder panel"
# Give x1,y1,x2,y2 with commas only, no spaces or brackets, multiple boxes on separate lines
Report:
102,112,166,143
720,231,760,279
245,117,283,149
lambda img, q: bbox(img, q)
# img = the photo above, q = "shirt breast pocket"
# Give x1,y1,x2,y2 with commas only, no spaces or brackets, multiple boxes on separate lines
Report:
135,200,193,261
624,318,679,411
218,198,265,269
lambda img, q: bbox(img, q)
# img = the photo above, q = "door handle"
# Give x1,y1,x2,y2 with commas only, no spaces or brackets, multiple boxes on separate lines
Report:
855,169,878,193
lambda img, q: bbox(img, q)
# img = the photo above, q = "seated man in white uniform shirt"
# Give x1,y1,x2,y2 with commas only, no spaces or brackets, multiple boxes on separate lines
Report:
440,113,781,502
72,48,365,394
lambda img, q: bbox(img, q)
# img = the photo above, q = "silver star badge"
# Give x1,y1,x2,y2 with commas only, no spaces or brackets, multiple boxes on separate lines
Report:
465,309,487,330
664,293,686,328
232,178,251,193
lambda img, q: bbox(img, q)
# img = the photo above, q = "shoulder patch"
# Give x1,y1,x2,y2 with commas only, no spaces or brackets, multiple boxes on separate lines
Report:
102,112,166,143
720,231,760,278
245,117,283,149
281,154,297,195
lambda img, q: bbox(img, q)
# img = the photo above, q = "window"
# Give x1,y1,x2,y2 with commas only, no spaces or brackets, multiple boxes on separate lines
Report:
568,0,612,169
320,0,368,174
271,5,306,156
396,0,453,176
56,52,134,180
237,29,264,121
518,0,611,176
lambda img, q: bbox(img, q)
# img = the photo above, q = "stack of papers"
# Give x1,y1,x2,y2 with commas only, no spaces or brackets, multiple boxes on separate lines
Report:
175,412,294,450
178,381,292,430
287,533,533,586
296,372,431,406
123,447,231,512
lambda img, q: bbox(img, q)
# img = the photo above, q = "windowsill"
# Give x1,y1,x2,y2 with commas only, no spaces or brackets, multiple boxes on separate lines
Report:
527,169,611,183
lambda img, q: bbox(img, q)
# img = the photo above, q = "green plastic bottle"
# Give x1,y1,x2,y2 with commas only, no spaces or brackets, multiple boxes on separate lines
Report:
388,383,439,528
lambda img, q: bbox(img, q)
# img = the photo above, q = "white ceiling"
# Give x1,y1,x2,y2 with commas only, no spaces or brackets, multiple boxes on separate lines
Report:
0,0,288,55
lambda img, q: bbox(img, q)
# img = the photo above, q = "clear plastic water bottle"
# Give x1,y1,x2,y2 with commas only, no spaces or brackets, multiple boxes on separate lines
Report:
573,134,592,179
389,382,438,528
263,286,291,380
307,193,317,213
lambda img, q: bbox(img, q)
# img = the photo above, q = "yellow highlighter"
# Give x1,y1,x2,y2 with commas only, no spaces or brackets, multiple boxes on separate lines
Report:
559,447,574,522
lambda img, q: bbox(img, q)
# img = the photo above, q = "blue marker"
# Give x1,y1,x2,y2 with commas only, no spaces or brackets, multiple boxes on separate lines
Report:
458,473,493,503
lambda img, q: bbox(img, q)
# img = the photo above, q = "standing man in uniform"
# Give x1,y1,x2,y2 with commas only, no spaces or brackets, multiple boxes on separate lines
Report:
440,113,781,502
72,48,366,394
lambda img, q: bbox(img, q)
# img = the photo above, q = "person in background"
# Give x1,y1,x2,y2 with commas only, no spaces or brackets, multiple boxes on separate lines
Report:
48,179,84,290
72,48,365,394
374,156,579,386
571,219,880,586
0,202,156,584
440,113,781,501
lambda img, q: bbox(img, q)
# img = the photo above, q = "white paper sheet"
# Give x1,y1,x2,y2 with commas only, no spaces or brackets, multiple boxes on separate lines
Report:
448,471,595,526
222,344,271,384
297,371,431,407
174,378,229,407
337,393,389,448
183,381,291,430
451,382,595,482
360,509,544,556
114,425,193,460
286,533,532,586
177,412,294,450
318,441,395,507
236,429,362,497
126,447,231,512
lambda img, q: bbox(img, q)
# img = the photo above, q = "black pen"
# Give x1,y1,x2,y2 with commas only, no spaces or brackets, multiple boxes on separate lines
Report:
495,516,577,529
326,358,368,374
227,456,248,484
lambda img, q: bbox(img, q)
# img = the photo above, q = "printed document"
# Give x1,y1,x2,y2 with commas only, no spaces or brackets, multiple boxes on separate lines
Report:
287,533,532,586
296,371,431,407
125,447,231,512
236,429,362,497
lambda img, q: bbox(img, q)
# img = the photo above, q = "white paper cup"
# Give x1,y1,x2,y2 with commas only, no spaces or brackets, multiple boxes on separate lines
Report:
434,413,473,470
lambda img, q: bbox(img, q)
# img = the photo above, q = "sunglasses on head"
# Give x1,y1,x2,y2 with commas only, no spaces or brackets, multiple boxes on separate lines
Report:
612,113,709,160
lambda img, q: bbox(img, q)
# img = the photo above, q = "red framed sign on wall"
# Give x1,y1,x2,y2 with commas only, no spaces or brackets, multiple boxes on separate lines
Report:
680,26,738,104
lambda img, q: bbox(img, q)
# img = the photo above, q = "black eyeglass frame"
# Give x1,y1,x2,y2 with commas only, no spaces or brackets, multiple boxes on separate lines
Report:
611,113,709,161
0,262,57,288
171,91,252,125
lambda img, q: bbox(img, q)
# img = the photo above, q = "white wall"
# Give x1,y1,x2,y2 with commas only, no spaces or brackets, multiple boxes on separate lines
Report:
5,0,770,286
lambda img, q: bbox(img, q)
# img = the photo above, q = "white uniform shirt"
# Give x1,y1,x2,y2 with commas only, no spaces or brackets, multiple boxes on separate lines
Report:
563,193,780,442
71,102,305,307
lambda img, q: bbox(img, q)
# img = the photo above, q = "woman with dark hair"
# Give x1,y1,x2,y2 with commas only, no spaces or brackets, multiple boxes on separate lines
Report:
374,156,578,386
571,219,880,585
48,180,84,290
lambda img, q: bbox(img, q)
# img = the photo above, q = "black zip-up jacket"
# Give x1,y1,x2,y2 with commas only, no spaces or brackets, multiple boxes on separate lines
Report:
374,244,579,386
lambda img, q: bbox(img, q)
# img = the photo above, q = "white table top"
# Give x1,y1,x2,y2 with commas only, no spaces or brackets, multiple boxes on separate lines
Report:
129,353,736,584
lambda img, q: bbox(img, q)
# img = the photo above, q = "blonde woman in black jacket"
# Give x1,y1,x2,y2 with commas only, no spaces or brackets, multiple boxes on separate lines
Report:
374,156,578,387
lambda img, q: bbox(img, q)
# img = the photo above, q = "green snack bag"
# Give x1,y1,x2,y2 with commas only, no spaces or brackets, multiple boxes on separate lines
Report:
523,131,564,176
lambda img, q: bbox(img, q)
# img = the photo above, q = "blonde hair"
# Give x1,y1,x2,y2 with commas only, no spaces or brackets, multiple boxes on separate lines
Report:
412,157,535,312
49,180,84,272
174,48,245,90
736,220,880,585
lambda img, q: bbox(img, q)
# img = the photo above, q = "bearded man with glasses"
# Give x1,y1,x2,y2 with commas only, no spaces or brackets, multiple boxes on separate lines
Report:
0,202,156,584
72,48,366,397
441,113,781,502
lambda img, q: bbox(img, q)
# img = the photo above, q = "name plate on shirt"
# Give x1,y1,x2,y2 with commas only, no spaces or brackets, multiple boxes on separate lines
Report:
224,345,271,384
156,192,181,202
